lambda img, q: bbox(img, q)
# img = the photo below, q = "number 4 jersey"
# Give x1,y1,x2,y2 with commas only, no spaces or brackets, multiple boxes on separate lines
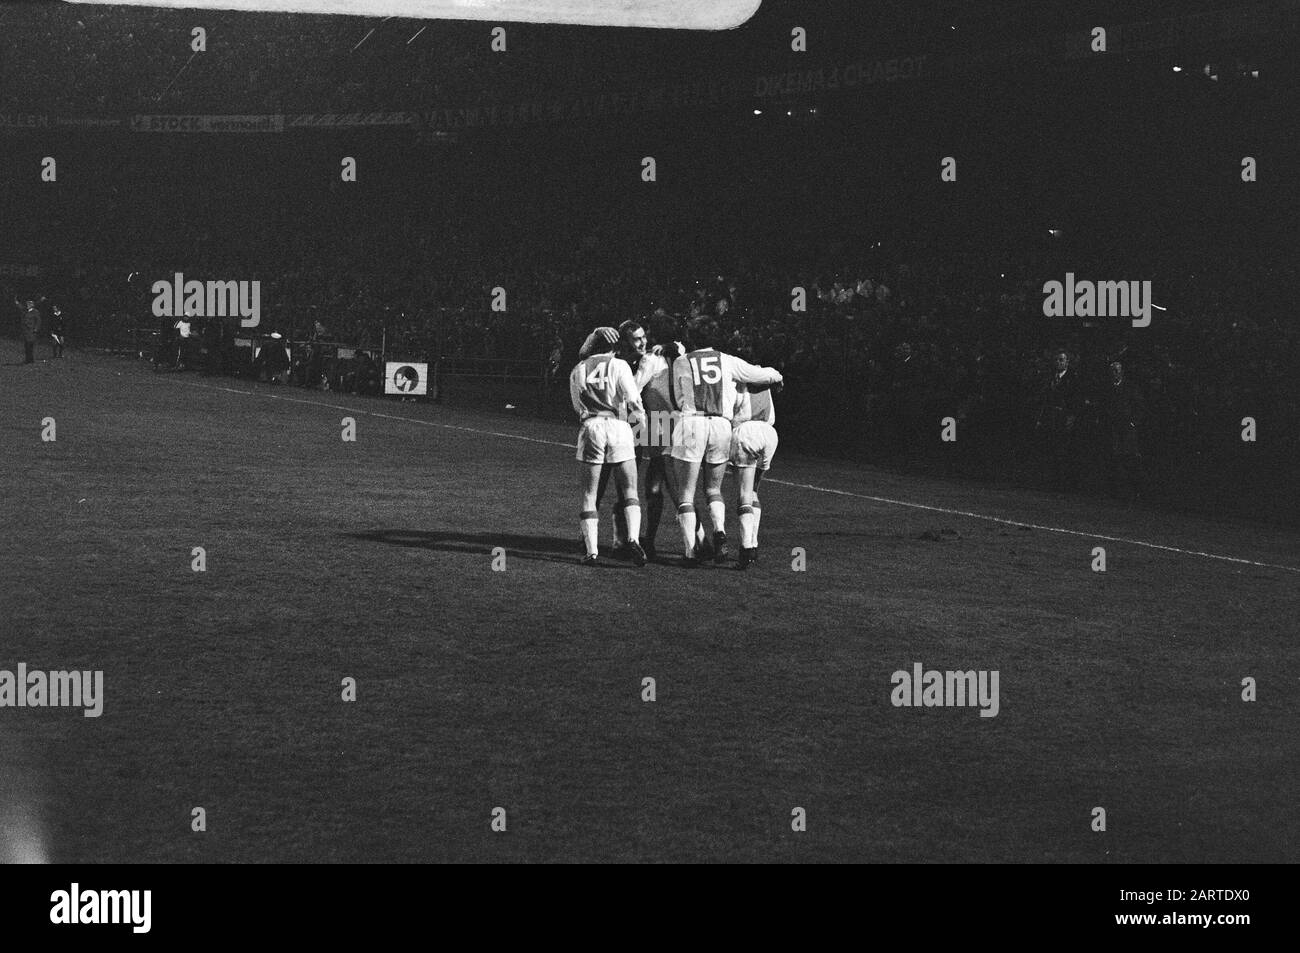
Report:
571,353,644,420
671,348,782,417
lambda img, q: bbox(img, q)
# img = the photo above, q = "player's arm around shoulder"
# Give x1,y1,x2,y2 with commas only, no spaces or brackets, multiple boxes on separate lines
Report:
578,326,618,360
635,351,668,391
612,357,644,422
727,352,784,389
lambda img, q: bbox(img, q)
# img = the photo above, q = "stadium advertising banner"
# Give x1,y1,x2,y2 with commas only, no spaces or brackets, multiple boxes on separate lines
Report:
0,114,48,130
384,361,428,396
0,114,122,133
753,56,930,97
130,114,285,133
420,56,930,130
287,112,421,128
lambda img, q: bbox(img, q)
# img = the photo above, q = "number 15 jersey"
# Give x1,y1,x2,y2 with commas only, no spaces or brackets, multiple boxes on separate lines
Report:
671,348,782,417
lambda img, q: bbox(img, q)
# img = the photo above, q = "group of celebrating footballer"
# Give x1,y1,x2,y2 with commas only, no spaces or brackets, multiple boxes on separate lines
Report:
569,317,783,569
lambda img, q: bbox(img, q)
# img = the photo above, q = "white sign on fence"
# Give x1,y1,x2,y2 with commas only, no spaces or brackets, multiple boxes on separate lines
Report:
384,361,428,396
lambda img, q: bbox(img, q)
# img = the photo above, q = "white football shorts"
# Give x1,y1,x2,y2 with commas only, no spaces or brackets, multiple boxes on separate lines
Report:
670,415,732,465
575,416,637,465
730,420,779,470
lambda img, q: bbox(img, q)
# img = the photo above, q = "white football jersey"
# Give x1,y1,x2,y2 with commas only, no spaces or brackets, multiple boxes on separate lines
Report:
634,352,673,414
570,353,643,420
733,383,776,428
671,349,781,417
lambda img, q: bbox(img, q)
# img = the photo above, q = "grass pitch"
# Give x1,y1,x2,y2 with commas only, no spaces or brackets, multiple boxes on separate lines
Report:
1,350,1295,863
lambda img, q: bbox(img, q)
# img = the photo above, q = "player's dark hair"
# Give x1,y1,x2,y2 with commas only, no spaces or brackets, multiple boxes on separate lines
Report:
649,315,678,346
685,318,717,351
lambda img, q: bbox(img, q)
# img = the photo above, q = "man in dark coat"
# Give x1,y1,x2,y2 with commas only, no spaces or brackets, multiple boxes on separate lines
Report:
1099,360,1144,502
15,296,42,364
259,332,291,384
1035,348,1083,490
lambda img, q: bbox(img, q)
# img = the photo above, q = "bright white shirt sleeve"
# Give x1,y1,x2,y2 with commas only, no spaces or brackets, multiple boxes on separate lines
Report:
613,358,644,421
578,327,616,360
727,353,783,388
569,363,586,417
635,353,667,392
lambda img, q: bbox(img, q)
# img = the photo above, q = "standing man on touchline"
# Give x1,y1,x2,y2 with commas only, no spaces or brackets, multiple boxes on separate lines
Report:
14,296,44,364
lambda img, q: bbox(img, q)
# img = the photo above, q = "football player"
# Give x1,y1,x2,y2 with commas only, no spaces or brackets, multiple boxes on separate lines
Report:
570,332,646,566
577,326,624,552
730,377,781,569
578,320,682,561
669,321,782,566
621,320,680,561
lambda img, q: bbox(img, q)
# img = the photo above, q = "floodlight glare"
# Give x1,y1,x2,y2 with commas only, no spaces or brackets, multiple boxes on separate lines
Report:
67,0,763,30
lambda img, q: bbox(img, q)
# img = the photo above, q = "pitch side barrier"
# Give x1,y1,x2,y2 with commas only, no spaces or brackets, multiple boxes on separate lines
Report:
240,334,547,407
432,356,550,414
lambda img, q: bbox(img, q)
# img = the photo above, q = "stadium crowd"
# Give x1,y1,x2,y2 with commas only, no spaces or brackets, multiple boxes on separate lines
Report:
13,219,1295,513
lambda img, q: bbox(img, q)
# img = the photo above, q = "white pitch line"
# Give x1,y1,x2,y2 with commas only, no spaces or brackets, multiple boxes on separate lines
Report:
766,479,1300,575
156,372,1300,576
165,376,575,449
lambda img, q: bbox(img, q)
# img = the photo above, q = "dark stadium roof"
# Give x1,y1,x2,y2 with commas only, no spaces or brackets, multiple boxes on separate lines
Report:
2,0,1295,113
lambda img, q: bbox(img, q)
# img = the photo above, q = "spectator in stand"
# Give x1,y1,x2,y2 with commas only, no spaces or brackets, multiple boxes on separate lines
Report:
201,316,225,376
1035,348,1083,491
546,335,564,387
1099,360,1144,502
257,332,291,384
354,350,381,396
153,315,177,369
